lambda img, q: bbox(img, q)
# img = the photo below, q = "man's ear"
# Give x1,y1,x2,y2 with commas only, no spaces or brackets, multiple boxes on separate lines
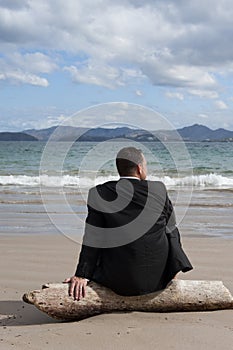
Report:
137,164,142,176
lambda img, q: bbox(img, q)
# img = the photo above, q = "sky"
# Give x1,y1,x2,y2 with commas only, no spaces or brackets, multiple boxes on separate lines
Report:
1,0,233,131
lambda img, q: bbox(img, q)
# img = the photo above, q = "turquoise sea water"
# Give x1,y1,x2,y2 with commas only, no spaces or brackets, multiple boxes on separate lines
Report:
0,141,233,183
0,141,232,238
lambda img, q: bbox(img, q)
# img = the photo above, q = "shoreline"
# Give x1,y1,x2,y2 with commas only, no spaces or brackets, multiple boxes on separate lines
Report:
1,185,233,239
0,233,233,349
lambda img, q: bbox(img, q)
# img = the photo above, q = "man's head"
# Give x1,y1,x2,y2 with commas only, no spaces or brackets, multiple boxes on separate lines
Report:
116,147,147,180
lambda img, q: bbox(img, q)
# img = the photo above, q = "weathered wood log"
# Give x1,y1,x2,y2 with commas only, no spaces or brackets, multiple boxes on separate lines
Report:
23,280,233,321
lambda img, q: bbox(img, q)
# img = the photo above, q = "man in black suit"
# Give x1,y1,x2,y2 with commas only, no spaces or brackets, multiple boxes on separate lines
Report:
65,147,192,300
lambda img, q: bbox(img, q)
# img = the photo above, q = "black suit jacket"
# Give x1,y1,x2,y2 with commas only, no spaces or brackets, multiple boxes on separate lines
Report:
75,179,193,296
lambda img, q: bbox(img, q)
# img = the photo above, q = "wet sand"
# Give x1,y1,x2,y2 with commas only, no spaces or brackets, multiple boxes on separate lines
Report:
0,234,233,350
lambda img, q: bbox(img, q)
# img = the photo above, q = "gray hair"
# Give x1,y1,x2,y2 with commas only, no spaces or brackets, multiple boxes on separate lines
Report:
116,147,144,176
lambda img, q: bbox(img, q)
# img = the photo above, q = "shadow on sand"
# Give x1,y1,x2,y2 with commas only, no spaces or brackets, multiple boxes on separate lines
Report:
0,300,62,326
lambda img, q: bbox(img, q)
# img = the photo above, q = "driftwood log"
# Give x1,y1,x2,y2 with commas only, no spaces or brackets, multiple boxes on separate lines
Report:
23,280,233,321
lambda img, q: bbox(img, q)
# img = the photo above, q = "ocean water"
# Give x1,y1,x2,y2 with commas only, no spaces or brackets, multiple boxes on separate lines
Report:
0,141,232,239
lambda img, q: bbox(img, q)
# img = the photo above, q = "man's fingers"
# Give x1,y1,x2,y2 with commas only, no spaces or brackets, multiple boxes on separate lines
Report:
80,281,87,299
69,279,76,297
63,277,87,300
63,277,71,283
74,282,87,300
74,283,82,301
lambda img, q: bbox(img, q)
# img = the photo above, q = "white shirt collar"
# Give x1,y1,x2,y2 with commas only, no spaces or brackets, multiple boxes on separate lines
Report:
120,176,140,180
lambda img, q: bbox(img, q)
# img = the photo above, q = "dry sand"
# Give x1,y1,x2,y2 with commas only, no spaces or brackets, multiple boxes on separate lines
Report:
0,234,232,350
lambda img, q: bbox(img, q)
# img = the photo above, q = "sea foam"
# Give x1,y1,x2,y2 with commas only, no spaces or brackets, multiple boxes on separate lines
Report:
0,173,233,189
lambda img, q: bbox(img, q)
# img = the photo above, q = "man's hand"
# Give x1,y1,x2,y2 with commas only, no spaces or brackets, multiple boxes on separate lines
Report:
63,276,88,301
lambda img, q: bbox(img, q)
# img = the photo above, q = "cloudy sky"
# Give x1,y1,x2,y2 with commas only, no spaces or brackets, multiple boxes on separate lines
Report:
1,0,233,131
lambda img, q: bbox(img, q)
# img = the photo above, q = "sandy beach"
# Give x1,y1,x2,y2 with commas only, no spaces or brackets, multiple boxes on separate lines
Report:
0,234,232,350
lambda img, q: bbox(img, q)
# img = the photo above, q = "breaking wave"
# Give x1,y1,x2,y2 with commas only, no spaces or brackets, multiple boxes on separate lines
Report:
0,173,233,189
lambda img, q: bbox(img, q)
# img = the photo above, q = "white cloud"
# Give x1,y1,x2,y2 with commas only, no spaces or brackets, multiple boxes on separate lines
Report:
0,71,49,86
142,60,217,89
223,122,230,129
135,90,143,96
198,113,209,119
1,107,72,131
0,0,233,93
0,52,57,86
166,91,184,100
64,61,143,88
215,100,228,110
9,52,57,73
188,89,219,99
64,62,123,89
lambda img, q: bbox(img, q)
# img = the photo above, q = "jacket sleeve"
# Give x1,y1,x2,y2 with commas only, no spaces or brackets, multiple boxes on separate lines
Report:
161,186,193,286
164,191,181,245
75,188,104,279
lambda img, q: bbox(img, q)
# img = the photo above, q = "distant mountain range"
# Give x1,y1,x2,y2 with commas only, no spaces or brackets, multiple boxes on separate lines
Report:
0,132,37,141
23,126,159,142
22,124,233,142
0,124,233,142
177,124,233,141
